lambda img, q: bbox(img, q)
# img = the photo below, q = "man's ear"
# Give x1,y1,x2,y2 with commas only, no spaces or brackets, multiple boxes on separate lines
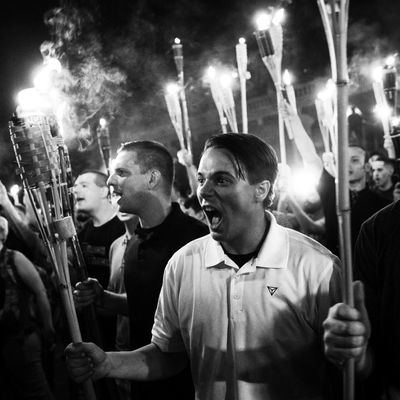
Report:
148,169,162,190
100,185,110,199
254,180,271,203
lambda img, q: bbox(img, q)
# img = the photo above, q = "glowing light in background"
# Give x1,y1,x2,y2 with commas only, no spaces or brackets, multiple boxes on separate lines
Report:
16,88,51,115
174,37,181,45
374,104,392,119
255,12,272,31
99,117,107,128
166,82,180,94
282,69,292,86
272,8,285,25
291,168,320,200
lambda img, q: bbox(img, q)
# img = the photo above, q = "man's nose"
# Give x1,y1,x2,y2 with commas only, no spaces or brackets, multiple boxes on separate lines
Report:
198,179,214,199
107,173,117,188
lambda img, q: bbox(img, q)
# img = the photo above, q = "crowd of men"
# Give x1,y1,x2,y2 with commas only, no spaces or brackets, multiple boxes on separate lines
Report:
0,125,399,400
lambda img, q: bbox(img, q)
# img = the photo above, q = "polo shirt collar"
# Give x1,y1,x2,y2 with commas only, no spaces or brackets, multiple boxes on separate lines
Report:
204,211,289,270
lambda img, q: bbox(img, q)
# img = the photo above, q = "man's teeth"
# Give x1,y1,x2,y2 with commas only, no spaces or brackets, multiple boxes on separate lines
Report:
212,216,221,225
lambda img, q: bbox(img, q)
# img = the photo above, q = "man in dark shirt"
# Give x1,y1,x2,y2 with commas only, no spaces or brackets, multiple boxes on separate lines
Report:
73,141,207,400
317,145,389,255
73,170,125,353
323,200,400,400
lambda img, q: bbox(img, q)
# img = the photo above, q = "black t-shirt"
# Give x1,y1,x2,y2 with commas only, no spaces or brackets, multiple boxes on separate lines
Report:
77,215,124,352
354,201,400,397
77,215,125,288
317,169,389,255
124,202,208,400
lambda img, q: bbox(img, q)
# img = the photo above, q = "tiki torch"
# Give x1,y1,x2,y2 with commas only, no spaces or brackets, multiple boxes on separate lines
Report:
382,56,400,159
372,65,395,158
254,9,293,164
219,72,238,132
97,117,111,175
317,1,354,399
172,38,192,156
206,66,228,133
315,80,338,154
236,37,248,133
164,82,185,149
9,110,96,400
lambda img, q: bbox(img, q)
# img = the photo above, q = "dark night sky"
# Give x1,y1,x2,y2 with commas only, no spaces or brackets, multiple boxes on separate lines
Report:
1,0,400,183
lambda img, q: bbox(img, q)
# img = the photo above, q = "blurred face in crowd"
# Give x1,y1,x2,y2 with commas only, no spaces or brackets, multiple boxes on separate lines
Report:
348,146,366,184
108,150,150,215
372,161,393,190
197,147,268,252
0,216,8,243
73,172,109,214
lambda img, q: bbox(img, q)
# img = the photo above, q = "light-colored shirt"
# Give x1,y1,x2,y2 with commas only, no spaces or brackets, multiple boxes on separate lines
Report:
152,211,342,400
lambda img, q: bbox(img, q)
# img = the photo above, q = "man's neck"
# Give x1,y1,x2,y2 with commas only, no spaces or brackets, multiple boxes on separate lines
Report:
222,211,269,255
378,180,392,191
138,197,172,229
91,203,117,227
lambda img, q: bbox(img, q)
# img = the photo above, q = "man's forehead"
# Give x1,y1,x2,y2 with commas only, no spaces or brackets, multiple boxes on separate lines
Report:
199,148,238,172
75,173,96,184
372,160,385,169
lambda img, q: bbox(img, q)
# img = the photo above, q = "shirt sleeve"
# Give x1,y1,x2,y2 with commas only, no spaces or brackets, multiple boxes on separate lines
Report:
151,257,186,353
313,255,343,334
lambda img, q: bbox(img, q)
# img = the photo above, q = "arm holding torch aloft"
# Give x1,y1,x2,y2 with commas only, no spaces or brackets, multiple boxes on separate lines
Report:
172,38,192,156
236,38,248,133
9,113,96,400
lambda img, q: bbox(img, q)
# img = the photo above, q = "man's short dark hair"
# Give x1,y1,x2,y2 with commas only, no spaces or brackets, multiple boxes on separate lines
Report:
118,140,174,191
77,170,109,187
203,133,278,208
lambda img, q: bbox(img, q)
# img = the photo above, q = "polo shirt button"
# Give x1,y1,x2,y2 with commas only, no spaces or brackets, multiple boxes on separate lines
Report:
233,294,240,300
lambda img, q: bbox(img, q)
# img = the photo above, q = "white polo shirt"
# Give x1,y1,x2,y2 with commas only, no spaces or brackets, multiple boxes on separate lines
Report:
152,212,342,400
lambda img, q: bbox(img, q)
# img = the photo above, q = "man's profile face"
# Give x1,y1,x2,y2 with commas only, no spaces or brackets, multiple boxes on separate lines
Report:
73,173,107,214
372,161,393,189
108,150,149,215
348,147,366,183
197,147,261,252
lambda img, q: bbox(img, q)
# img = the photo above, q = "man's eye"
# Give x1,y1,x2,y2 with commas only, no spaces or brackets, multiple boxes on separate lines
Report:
217,178,229,185
197,177,205,184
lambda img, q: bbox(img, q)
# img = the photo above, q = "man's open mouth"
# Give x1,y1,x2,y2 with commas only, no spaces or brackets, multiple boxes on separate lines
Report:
202,205,223,229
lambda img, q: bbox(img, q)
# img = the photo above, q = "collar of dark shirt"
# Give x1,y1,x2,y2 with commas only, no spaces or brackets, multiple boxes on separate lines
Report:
133,202,182,241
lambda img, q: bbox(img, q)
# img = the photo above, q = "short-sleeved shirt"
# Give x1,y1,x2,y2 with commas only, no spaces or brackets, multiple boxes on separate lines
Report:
152,211,342,400
354,201,400,397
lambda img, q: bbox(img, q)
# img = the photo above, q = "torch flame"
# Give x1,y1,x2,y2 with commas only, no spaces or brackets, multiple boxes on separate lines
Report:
374,104,392,119
99,118,107,128
255,12,272,31
272,8,285,25
220,73,233,88
166,82,180,94
372,66,383,83
385,55,396,67
174,37,181,45
238,37,246,45
282,69,292,86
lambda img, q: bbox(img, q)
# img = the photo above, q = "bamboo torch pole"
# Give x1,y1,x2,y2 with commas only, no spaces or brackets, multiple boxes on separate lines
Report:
317,1,354,399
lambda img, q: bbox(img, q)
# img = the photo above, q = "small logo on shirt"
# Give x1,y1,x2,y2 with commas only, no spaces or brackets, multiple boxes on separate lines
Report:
267,286,278,296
